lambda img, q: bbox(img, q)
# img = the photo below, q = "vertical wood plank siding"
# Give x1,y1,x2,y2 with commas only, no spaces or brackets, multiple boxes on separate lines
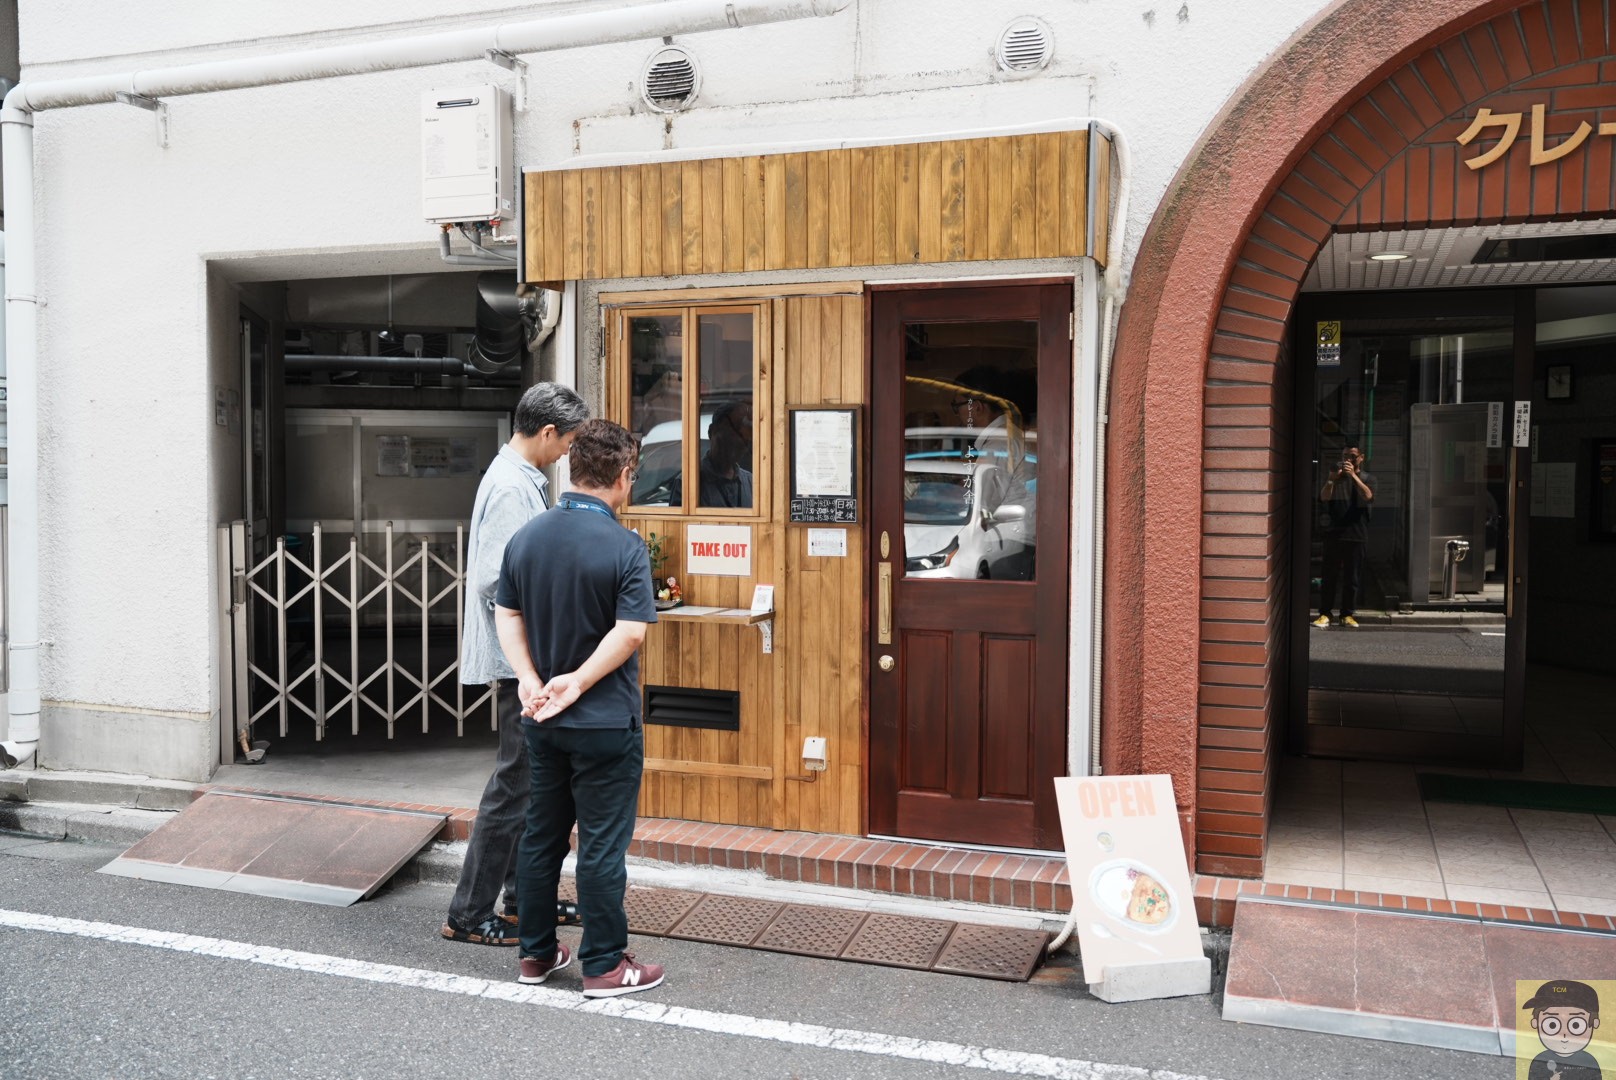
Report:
523,133,1101,284
620,292,866,836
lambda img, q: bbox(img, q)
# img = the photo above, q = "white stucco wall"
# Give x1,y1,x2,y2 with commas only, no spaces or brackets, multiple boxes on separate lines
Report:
15,0,1335,777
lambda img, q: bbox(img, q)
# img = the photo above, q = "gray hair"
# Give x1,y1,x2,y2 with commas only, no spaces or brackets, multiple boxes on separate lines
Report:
513,382,588,438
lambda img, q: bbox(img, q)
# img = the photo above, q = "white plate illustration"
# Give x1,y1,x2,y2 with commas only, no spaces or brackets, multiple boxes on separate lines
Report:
1087,858,1179,935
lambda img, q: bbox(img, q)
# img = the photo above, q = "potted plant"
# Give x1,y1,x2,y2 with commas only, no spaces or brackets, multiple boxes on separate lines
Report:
646,532,682,609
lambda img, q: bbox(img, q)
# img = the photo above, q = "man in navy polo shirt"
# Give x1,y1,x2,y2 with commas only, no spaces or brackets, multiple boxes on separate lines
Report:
494,419,665,998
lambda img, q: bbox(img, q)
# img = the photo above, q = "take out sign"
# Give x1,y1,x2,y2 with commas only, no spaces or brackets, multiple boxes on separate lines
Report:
686,524,753,577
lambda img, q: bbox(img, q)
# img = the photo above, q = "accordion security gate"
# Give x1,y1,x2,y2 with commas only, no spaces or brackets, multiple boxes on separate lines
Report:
218,519,496,761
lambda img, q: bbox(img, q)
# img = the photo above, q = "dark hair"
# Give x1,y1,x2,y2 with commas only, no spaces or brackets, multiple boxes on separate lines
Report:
955,365,1003,399
513,382,588,438
567,419,640,490
711,399,752,442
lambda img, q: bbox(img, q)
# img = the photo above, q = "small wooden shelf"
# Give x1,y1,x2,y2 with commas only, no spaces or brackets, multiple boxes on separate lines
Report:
654,606,773,626
643,758,773,781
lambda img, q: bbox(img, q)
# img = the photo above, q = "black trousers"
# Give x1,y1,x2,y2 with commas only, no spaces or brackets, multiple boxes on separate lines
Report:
447,680,524,923
1319,536,1365,617
516,722,644,976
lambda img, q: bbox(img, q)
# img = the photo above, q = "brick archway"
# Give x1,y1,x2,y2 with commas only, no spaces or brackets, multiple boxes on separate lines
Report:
1103,0,1616,875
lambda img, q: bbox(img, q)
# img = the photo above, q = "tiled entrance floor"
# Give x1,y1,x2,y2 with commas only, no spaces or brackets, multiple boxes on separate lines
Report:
1269,664,1616,915
1267,763,1616,916
1224,896,1616,1055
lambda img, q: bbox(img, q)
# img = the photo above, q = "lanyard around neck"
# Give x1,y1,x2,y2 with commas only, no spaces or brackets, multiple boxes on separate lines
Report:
558,498,615,521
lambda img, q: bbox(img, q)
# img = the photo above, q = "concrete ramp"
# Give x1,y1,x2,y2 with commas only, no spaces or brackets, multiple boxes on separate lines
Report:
1223,896,1616,1056
99,790,444,906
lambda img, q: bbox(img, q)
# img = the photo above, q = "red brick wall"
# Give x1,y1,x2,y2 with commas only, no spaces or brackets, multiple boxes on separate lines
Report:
1105,0,1614,879
1197,0,1616,877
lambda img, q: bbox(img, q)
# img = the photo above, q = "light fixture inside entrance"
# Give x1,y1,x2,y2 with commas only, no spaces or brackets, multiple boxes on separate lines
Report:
1368,252,1411,261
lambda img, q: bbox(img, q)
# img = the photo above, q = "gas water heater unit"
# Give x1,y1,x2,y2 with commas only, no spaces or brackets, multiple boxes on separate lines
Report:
421,85,513,225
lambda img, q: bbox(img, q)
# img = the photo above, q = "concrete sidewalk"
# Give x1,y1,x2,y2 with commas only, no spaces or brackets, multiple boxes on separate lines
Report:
0,768,1059,933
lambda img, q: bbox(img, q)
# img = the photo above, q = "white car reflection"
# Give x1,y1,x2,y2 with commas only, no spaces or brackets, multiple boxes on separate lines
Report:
903,460,1034,580
632,415,711,506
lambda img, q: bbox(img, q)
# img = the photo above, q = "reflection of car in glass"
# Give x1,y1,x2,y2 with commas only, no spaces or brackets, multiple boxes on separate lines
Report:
632,403,755,506
633,415,711,506
903,460,1033,580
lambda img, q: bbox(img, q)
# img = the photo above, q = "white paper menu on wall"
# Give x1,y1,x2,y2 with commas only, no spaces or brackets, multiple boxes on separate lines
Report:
793,409,855,496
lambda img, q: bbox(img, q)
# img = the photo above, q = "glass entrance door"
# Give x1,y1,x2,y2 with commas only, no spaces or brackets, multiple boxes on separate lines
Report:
1291,291,1530,767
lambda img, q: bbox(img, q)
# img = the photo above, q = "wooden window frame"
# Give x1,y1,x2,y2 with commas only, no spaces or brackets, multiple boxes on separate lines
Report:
610,298,771,521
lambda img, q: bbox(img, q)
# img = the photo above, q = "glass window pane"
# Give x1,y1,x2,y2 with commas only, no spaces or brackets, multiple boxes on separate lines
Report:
1305,315,1512,740
695,312,756,509
901,320,1038,580
628,314,684,507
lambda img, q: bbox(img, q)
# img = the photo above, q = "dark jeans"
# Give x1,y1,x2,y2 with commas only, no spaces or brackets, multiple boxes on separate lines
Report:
1319,536,1365,617
517,722,644,976
448,680,525,924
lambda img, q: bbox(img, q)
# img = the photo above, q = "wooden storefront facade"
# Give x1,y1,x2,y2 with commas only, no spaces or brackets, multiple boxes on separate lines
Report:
520,128,1110,847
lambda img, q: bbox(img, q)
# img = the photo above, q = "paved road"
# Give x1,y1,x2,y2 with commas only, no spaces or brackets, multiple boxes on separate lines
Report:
0,831,1512,1079
1310,624,1507,694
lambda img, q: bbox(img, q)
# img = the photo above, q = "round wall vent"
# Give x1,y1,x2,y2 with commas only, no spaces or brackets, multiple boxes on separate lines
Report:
995,18,1054,73
641,47,701,113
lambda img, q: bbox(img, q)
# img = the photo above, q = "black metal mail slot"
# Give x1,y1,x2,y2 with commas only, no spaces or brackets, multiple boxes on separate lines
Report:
643,685,740,731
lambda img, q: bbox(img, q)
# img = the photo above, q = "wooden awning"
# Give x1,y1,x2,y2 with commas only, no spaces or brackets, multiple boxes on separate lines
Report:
521,130,1110,286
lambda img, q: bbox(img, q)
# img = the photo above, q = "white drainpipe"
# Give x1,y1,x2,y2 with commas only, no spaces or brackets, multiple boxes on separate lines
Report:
1087,121,1132,778
0,112,37,770
0,0,852,771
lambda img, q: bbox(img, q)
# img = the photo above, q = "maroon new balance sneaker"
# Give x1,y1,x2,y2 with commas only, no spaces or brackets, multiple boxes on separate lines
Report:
517,942,574,985
582,952,664,998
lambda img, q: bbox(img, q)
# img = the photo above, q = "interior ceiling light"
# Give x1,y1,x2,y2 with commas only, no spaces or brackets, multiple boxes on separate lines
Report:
1368,252,1411,261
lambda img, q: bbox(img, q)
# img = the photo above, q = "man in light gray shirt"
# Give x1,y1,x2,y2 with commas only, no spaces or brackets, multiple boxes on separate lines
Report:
442,382,588,946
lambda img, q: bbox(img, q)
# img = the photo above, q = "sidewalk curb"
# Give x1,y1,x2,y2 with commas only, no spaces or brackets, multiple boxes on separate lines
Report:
0,801,179,846
0,796,1070,932
0,770,198,812
0,796,468,883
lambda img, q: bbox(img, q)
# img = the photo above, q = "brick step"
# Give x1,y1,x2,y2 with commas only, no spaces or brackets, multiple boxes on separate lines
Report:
204,785,1616,931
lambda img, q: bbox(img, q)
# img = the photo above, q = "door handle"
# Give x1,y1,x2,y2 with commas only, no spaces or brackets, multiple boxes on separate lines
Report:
877,562,893,645
878,654,895,672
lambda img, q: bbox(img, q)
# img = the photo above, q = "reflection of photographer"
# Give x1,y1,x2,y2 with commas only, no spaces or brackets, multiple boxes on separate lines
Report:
1313,446,1374,628
668,400,754,509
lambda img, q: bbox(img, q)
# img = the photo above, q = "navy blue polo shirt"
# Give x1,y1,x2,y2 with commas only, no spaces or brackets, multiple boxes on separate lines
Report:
495,492,657,729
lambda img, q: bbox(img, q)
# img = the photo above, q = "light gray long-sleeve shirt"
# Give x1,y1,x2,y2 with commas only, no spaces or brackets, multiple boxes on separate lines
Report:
459,444,549,684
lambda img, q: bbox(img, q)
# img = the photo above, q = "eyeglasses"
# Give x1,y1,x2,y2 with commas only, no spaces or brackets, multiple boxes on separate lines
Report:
625,465,640,484
951,398,976,411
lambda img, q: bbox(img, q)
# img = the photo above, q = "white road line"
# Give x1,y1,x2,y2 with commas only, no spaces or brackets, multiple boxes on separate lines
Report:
1,907,1218,1080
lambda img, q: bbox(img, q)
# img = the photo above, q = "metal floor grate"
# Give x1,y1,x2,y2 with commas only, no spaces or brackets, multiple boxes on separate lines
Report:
934,922,1052,981
624,885,703,935
842,912,955,970
562,880,1048,981
668,894,784,946
754,904,869,959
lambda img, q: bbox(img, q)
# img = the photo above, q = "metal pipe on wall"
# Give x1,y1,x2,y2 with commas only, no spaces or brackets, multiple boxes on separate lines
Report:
0,113,37,768
0,0,852,771
283,355,478,376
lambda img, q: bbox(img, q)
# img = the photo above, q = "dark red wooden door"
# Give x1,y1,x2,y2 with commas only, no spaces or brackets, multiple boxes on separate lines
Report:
868,283,1072,850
